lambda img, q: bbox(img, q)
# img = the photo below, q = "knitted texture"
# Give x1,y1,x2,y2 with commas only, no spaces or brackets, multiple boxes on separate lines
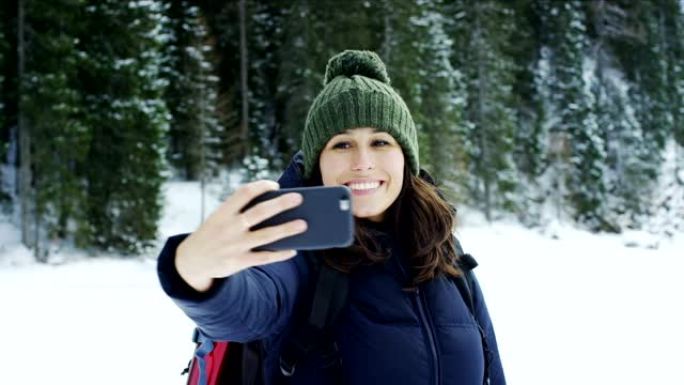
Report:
301,50,419,178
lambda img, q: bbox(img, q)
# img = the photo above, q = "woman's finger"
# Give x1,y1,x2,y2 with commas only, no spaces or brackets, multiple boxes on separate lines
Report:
218,180,280,217
245,219,308,249
240,192,303,230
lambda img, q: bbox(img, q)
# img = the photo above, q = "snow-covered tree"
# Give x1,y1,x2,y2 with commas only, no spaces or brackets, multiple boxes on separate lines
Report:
0,13,8,208
274,0,383,169
76,0,169,254
647,1,684,236
540,0,612,231
199,2,243,170
383,0,467,202
0,16,5,137
245,1,289,172
665,0,684,147
162,0,223,180
446,0,520,219
500,0,548,226
585,1,652,229
631,2,672,154
612,2,673,203
648,139,684,237
20,0,87,260
509,0,545,179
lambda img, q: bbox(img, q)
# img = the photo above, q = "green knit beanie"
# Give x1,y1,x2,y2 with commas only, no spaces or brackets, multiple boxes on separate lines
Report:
301,50,419,178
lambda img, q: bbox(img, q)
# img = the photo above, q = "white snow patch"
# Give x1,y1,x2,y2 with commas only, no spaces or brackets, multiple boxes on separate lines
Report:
1,179,683,384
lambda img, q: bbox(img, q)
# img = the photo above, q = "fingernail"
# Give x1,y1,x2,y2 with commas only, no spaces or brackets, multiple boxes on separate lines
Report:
290,193,303,204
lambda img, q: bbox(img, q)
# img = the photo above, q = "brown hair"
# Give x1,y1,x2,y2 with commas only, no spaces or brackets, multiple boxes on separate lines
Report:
306,164,462,287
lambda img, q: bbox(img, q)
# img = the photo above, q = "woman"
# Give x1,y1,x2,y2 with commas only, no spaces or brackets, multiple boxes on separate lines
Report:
158,50,505,385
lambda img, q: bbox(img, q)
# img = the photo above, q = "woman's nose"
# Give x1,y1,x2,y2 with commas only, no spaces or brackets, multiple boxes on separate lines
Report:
352,147,375,171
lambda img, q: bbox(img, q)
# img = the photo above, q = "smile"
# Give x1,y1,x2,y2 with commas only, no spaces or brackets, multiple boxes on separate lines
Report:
345,180,385,195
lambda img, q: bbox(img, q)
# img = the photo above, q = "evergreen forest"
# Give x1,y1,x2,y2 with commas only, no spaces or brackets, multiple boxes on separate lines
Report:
1,0,682,259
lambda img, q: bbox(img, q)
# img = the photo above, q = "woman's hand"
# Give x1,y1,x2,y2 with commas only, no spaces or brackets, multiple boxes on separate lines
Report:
175,180,307,292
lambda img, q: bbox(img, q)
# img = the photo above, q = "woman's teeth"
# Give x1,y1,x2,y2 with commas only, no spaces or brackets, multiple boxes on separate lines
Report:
349,181,381,191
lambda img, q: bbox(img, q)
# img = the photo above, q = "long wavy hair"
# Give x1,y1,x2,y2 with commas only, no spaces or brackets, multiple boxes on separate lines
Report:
306,163,462,287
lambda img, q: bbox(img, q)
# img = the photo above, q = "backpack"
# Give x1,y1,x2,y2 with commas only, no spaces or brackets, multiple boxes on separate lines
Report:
181,238,491,385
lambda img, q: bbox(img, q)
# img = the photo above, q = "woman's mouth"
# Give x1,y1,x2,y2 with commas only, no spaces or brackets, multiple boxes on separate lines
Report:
346,181,384,195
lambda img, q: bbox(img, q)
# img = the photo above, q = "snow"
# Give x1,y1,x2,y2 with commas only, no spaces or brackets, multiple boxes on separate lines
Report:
457,208,684,385
1,181,683,384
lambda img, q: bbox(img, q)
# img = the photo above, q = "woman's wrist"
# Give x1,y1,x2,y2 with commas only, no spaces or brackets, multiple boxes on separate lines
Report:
175,239,213,293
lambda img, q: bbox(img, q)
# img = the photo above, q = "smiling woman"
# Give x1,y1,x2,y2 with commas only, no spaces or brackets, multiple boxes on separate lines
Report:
158,50,506,385
319,128,405,222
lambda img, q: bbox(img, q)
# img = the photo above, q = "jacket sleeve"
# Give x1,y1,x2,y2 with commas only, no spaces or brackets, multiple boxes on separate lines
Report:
157,233,310,343
470,272,506,385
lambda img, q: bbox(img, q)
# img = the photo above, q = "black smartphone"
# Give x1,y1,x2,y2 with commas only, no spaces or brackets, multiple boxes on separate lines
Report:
242,185,354,251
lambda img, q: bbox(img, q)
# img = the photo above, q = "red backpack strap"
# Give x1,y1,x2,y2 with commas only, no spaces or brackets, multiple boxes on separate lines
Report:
186,329,230,385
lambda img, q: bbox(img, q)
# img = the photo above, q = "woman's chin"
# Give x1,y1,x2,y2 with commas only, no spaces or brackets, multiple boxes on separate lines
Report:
353,209,385,222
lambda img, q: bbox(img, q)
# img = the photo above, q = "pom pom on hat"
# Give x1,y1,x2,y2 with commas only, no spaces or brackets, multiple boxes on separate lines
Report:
323,50,390,86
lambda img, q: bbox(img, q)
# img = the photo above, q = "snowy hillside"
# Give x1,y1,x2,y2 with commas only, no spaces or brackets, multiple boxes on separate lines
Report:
1,181,683,385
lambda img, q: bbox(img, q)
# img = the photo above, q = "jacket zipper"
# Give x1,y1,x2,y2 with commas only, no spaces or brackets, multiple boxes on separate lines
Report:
392,249,440,385
415,287,441,385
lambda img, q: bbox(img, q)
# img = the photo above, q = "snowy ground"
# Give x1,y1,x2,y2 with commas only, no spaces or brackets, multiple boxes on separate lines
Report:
1,181,683,385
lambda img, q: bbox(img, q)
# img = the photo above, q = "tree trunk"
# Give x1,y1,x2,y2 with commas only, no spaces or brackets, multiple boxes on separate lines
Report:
474,2,491,222
239,0,249,160
17,0,35,252
200,49,206,224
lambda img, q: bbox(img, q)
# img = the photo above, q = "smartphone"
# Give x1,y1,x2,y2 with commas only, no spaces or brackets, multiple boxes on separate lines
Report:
242,185,354,251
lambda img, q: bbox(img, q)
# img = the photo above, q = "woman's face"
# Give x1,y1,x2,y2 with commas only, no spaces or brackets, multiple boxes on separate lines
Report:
319,127,405,222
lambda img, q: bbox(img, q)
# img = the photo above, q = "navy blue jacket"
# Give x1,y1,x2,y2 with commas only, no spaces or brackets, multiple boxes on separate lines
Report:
158,152,506,385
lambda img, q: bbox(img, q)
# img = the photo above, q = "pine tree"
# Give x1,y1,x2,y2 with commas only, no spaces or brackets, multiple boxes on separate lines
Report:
382,0,429,167
664,0,684,147
647,1,684,236
275,0,383,171
0,13,6,163
602,0,684,229
200,1,243,169
446,0,520,219
21,0,86,259
598,75,651,229
510,0,545,181
612,1,671,188
0,15,5,136
162,0,222,180
384,0,467,202
245,0,289,173
276,0,323,151
585,0,651,229
540,0,612,231
648,139,684,237
76,0,169,254
632,2,673,153
0,12,8,208
506,0,547,226
198,0,290,179
245,0,321,177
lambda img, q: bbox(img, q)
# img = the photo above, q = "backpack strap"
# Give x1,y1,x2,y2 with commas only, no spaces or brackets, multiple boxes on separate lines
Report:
452,237,478,314
451,237,492,385
279,253,349,379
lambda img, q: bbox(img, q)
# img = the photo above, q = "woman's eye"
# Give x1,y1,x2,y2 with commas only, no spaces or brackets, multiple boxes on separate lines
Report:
332,142,351,149
373,139,390,146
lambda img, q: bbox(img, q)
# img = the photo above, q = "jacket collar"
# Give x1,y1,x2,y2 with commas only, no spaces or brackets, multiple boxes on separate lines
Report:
276,150,306,188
